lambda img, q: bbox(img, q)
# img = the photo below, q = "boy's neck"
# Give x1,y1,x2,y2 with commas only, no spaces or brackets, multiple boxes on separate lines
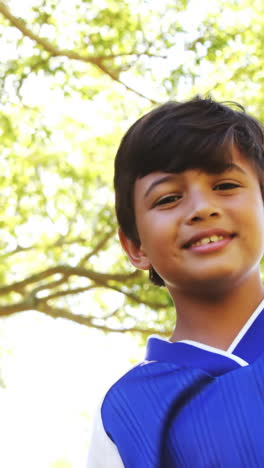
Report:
169,274,264,351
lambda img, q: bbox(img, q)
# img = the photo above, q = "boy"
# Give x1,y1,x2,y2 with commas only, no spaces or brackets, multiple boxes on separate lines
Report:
88,96,264,467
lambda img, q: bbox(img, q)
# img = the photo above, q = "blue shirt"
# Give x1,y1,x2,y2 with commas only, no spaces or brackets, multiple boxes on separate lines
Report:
88,299,264,467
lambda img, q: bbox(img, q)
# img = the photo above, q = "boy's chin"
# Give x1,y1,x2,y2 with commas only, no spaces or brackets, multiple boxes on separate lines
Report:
168,267,245,297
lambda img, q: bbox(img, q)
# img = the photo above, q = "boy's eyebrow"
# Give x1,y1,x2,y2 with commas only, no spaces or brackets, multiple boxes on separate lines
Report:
220,163,247,176
144,174,178,198
143,163,247,199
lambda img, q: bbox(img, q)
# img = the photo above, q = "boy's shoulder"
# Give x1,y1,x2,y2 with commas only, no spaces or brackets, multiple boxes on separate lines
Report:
101,353,196,429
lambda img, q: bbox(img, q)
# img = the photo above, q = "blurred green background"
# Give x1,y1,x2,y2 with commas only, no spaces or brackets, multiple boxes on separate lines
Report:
0,0,263,466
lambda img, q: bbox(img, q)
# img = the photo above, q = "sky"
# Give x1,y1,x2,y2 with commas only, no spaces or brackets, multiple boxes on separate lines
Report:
0,312,143,467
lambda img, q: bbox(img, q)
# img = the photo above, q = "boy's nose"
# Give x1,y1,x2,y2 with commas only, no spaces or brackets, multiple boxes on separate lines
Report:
185,192,221,224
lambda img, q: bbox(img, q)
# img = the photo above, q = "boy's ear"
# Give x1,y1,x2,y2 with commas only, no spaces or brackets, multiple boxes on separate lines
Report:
118,229,151,271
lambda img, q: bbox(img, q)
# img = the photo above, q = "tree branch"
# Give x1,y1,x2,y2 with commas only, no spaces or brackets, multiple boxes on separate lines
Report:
79,228,116,266
100,282,169,310
32,276,67,295
94,52,167,60
0,299,169,335
0,300,36,315
36,303,169,336
41,285,94,300
0,264,141,295
0,235,88,259
0,1,159,103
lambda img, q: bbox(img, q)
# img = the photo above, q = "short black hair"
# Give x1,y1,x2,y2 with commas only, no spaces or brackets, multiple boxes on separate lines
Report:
114,96,264,286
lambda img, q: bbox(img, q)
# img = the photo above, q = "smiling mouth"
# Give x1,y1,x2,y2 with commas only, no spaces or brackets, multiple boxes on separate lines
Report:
184,233,236,249
191,235,225,247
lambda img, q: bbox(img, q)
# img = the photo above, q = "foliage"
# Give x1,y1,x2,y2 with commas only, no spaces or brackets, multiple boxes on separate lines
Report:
0,0,263,337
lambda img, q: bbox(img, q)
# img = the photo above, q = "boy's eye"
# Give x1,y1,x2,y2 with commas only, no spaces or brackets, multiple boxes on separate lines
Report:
214,182,240,191
155,195,182,206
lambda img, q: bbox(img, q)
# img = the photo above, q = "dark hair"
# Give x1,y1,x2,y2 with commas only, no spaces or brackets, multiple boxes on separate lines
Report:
114,96,264,286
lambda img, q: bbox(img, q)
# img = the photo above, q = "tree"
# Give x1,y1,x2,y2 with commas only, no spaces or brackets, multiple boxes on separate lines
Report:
0,0,263,336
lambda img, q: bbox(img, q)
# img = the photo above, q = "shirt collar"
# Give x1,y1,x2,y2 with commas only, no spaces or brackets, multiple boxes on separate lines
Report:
145,298,264,376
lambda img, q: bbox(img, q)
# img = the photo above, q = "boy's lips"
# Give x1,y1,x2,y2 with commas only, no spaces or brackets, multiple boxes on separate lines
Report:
183,229,236,249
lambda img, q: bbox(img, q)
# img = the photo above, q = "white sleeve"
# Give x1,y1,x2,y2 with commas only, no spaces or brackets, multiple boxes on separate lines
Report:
86,404,124,468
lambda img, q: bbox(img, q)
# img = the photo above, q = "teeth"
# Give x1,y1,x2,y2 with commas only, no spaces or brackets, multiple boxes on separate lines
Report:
192,235,225,247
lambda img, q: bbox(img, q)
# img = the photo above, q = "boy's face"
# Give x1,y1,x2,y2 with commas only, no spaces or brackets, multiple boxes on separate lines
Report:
120,146,264,296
